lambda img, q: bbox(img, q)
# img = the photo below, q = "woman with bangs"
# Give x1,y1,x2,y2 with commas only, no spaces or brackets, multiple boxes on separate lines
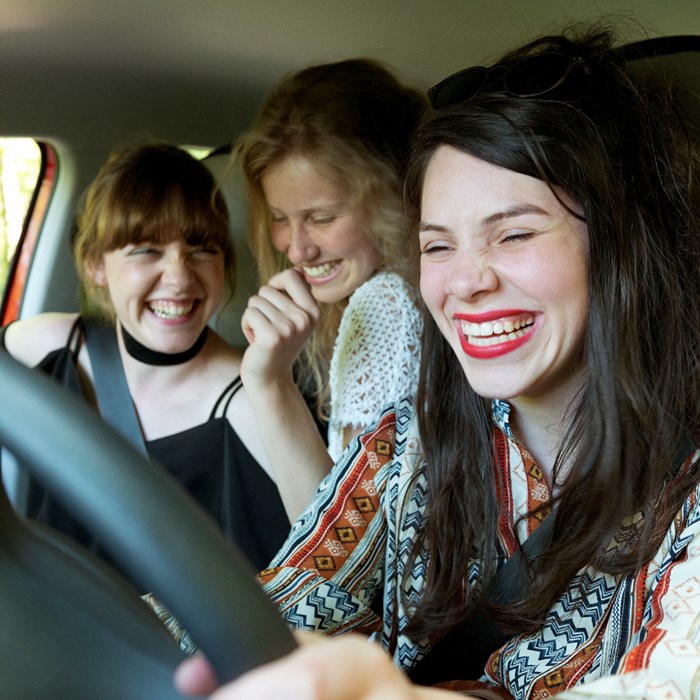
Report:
0,142,290,588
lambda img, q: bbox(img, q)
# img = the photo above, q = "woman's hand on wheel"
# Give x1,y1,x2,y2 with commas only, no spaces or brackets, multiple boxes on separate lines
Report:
175,632,461,700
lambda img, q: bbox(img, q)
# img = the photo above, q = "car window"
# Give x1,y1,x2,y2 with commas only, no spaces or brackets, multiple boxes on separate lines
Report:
0,139,56,325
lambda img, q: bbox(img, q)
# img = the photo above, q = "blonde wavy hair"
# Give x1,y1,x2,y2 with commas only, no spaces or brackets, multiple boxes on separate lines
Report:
236,58,426,417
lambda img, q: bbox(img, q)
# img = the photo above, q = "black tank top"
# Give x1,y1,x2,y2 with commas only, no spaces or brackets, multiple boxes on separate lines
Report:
2,319,291,584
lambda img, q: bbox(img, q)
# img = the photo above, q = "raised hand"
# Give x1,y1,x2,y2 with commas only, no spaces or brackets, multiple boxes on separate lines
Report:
239,268,331,521
242,268,321,387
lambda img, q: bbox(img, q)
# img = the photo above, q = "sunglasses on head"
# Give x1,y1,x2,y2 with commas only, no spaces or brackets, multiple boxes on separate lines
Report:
428,51,591,109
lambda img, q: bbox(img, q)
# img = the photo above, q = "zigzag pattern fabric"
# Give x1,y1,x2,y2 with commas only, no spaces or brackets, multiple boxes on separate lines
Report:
260,397,700,698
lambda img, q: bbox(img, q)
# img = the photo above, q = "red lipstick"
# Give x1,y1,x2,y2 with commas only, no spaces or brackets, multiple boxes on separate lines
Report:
454,311,537,359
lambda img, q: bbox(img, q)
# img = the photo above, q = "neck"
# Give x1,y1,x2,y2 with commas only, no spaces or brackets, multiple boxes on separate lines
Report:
120,325,208,366
509,375,584,482
511,394,571,485
510,408,564,481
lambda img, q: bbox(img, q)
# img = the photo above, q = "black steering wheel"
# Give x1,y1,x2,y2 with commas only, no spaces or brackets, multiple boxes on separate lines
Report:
0,351,296,699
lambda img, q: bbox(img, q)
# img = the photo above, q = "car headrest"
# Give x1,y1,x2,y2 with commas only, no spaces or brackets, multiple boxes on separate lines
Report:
202,147,258,351
621,35,700,140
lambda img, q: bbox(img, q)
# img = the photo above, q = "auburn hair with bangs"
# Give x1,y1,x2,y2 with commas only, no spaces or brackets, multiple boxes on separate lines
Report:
74,142,233,319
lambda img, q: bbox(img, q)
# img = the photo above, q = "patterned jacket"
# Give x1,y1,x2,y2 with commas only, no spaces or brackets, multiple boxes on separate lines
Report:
259,398,700,699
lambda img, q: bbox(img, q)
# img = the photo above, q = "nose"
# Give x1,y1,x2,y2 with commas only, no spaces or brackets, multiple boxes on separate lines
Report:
445,248,498,301
284,222,320,265
161,254,195,291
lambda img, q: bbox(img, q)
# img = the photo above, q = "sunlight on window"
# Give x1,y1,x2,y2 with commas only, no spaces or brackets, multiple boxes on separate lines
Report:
0,138,41,298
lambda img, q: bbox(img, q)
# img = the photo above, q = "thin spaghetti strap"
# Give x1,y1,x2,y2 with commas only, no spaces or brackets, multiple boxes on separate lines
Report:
1,316,83,355
210,376,243,419
66,316,85,360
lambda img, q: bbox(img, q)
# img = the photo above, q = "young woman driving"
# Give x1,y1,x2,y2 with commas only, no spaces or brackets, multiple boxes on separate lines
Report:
178,26,700,698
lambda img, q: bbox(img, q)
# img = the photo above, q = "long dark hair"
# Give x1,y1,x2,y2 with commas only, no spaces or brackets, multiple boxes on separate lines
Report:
404,27,700,639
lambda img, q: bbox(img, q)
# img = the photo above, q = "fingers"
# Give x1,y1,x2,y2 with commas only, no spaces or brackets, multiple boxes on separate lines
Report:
241,292,313,350
266,268,322,321
249,287,316,332
174,653,220,696
207,634,424,700
242,270,321,350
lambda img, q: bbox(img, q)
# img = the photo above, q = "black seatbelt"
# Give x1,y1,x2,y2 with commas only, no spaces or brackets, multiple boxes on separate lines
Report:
408,435,699,686
83,320,148,457
409,513,555,685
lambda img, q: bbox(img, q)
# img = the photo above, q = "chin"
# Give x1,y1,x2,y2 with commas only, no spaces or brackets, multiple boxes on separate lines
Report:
311,286,351,305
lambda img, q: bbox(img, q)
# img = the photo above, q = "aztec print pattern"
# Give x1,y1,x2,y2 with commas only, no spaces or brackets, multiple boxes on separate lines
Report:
260,397,700,698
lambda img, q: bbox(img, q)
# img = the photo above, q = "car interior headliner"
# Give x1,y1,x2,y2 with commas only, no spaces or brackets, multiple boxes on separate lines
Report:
1,0,699,148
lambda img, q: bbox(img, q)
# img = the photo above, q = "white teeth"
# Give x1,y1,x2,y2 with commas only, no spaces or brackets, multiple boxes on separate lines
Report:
149,301,194,319
303,261,338,278
467,329,527,347
459,316,534,345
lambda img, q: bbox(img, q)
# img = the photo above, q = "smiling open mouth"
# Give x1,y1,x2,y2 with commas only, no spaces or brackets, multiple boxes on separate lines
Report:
302,260,341,282
460,316,535,347
148,300,195,319
455,314,537,359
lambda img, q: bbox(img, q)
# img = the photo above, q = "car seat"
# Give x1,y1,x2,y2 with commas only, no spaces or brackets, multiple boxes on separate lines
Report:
202,146,258,351
621,34,700,141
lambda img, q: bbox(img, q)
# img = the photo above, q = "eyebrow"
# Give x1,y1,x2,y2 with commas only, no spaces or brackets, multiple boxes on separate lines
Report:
481,204,550,226
419,204,550,233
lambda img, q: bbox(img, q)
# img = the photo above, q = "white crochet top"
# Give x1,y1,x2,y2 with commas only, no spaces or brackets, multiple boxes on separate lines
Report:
327,271,422,461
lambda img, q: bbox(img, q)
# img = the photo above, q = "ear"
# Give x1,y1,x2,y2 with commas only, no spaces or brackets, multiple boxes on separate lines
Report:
86,256,107,287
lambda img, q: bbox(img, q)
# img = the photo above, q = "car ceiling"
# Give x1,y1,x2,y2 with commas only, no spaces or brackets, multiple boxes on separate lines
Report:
2,0,699,149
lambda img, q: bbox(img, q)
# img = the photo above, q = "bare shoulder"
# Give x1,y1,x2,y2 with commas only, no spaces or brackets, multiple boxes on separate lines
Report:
207,330,243,374
2,312,80,367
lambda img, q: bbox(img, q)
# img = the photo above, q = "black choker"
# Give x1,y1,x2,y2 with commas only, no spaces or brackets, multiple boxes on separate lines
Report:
121,326,209,366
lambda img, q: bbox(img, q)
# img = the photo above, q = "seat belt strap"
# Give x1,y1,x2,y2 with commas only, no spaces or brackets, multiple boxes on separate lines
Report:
409,513,555,685
84,320,148,457
409,433,699,686
486,512,555,606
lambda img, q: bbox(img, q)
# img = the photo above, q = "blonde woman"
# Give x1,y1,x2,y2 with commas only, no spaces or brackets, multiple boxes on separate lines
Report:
238,59,426,519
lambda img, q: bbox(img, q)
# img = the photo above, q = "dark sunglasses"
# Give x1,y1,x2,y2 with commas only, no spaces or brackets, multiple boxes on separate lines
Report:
428,51,590,109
